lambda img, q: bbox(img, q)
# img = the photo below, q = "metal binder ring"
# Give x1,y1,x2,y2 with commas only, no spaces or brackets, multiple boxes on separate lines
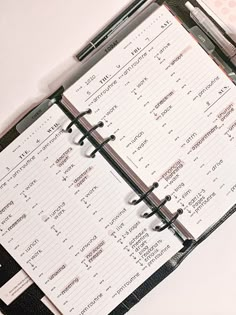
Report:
65,109,92,133
141,195,171,218
89,135,116,158
76,122,104,145
153,208,183,232
131,182,159,205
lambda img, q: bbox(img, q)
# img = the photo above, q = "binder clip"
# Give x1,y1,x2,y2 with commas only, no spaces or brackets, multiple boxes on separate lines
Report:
131,182,159,205
153,209,183,232
75,121,104,145
141,195,171,218
89,135,116,158
65,109,92,133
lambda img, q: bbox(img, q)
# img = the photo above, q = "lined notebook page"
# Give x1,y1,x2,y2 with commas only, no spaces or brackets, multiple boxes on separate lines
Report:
0,105,181,315
64,5,236,239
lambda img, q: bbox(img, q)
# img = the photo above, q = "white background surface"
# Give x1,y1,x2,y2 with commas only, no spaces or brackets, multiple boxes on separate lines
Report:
0,1,236,315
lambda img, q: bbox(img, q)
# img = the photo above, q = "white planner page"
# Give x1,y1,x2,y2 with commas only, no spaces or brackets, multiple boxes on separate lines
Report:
64,5,236,239
0,105,181,315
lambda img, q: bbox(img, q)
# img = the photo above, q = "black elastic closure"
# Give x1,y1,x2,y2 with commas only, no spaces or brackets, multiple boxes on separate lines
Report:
76,122,104,145
131,182,159,205
65,109,92,133
153,209,183,232
89,135,116,158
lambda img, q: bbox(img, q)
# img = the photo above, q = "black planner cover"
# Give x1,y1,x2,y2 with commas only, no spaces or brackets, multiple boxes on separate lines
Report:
0,1,235,314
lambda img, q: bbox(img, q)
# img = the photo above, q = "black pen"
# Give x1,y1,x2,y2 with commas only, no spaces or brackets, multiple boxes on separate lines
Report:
76,0,149,61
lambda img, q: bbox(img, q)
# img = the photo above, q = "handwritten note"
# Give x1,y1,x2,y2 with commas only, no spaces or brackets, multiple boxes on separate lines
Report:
0,105,181,314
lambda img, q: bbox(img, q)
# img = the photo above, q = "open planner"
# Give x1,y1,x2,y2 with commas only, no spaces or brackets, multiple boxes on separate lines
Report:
0,1,236,314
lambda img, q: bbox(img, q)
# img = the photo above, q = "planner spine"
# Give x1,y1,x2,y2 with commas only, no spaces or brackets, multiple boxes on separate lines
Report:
57,99,194,244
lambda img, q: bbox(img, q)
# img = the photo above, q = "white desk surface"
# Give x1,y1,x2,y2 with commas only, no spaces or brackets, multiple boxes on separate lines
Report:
0,1,236,314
